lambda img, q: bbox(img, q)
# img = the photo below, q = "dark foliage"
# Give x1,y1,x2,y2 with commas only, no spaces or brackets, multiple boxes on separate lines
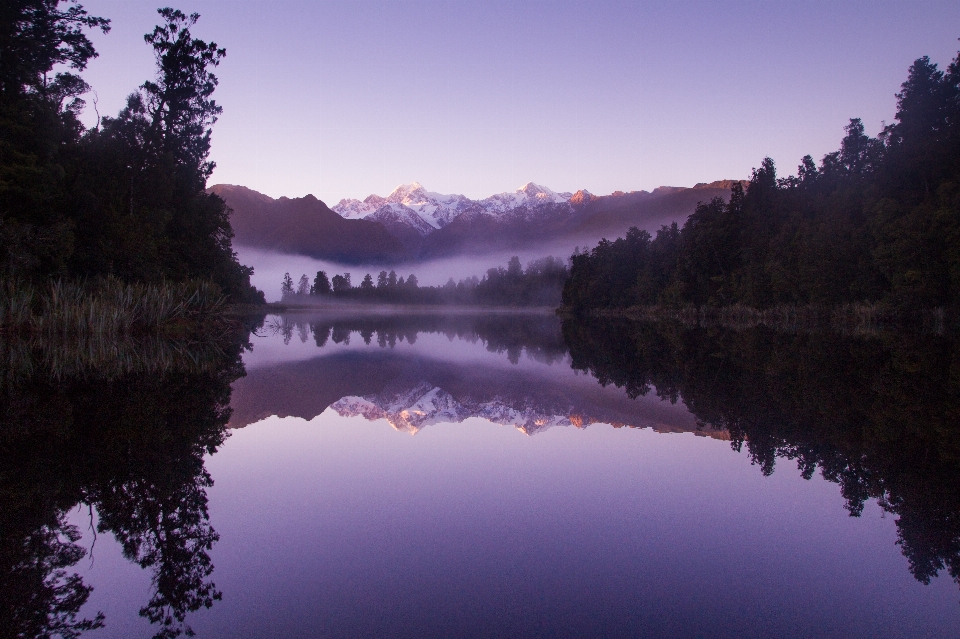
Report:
0,2,263,303
0,326,249,638
563,47,960,314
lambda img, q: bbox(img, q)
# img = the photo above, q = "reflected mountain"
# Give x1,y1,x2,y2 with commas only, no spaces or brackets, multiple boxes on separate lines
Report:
230,312,722,438
563,316,960,594
0,328,252,639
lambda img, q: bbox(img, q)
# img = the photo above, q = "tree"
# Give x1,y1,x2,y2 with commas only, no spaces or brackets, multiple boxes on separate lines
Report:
296,273,309,295
332,273,351,293
311,270,330,295
377,270,388,289
0,0,110,103
64,7,261,301
281,272,293,298
360,273,374,291
140,8,224,183
507,256,522,279
0,0,110,278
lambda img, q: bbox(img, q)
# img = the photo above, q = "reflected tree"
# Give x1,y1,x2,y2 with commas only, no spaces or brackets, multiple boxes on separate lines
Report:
296,312,568,365
562,316,960,591
0,516,104,639
0,324,248,638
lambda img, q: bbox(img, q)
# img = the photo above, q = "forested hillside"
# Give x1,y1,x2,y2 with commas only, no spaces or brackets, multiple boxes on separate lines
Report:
0,2,262,302
563,50,960,315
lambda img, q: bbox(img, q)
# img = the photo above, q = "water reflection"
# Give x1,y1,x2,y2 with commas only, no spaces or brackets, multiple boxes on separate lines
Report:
264,311,568,365
562,317,960,593
0,328,251,638
232,312,711,437
2,312,959,637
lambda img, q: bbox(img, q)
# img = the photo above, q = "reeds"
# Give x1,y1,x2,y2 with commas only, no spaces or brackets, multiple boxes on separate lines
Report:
0,278,238,382
0,331,232,382
0,277,227,338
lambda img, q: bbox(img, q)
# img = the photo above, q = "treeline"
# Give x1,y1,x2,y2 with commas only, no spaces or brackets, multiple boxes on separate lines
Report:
269,311,567,365
280,256,568,307
1,2,262,302
562,317,960,592
564,48,960,314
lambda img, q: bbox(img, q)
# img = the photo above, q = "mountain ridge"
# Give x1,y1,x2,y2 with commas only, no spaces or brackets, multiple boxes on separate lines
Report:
209,184,407,263
211,179,745,265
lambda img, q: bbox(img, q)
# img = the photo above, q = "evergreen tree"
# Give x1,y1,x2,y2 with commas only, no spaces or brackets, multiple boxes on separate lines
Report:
563,44,960,315
360,273,374,291
331,273,351,293
311,270,330,295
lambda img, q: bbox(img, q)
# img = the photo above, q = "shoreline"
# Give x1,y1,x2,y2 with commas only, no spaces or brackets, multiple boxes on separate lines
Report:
556,303,952,335
228,302,561,316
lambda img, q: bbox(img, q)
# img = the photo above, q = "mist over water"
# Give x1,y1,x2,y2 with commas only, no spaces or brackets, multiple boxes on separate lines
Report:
236,242,586,302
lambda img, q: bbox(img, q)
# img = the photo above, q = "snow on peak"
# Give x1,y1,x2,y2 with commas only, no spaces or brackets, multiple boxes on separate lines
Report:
333,181,577,228
518,182,552,197
329,382,574,436
386,182,427,203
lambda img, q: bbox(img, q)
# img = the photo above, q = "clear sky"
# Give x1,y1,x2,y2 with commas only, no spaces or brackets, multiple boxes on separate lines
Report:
77,1,960,202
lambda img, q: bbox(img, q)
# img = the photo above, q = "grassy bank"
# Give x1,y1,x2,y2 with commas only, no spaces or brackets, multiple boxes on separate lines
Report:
559,303,949,336
0,278,229,338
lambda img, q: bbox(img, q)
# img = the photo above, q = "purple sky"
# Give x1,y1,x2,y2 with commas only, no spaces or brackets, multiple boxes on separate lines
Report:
78,1,960,202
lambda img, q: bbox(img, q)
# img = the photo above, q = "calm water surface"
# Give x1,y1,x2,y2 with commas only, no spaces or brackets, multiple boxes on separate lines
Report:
6,312,960,638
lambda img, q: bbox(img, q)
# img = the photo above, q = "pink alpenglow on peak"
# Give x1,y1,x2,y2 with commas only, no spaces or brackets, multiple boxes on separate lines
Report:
334,182,475,229
333,181,576,227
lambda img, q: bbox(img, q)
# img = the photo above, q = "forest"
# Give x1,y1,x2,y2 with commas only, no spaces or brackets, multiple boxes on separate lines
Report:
279,255,569,307
0,1,263,306
562,50,960,316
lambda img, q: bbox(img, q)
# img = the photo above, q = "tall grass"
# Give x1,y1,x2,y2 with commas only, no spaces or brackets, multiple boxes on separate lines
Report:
0,278,227,337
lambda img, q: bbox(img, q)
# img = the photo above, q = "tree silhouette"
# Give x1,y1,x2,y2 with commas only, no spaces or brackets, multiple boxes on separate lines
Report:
563,46,960,314
311,270,331,295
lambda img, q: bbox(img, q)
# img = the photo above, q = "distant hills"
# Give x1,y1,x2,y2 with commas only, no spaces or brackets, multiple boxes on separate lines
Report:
211,180,744,264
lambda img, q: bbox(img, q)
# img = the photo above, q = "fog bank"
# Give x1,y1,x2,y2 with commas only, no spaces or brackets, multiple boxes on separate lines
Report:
236,242,586,302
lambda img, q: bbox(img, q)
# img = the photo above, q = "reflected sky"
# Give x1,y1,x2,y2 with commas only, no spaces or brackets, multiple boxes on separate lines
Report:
66,313,960,638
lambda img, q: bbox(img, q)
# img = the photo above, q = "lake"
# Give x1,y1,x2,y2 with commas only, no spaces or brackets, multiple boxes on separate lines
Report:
3,311,959,638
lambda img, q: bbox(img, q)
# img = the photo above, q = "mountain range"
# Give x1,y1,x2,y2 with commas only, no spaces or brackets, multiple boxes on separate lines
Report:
211,180,744,265
228,348,728,440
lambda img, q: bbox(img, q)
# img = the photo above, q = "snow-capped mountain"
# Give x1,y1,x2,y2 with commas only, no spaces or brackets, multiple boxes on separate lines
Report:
332,181,574,231
331,381,575,436
334,182,479,230
214,179,742,264
479,182,573,215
